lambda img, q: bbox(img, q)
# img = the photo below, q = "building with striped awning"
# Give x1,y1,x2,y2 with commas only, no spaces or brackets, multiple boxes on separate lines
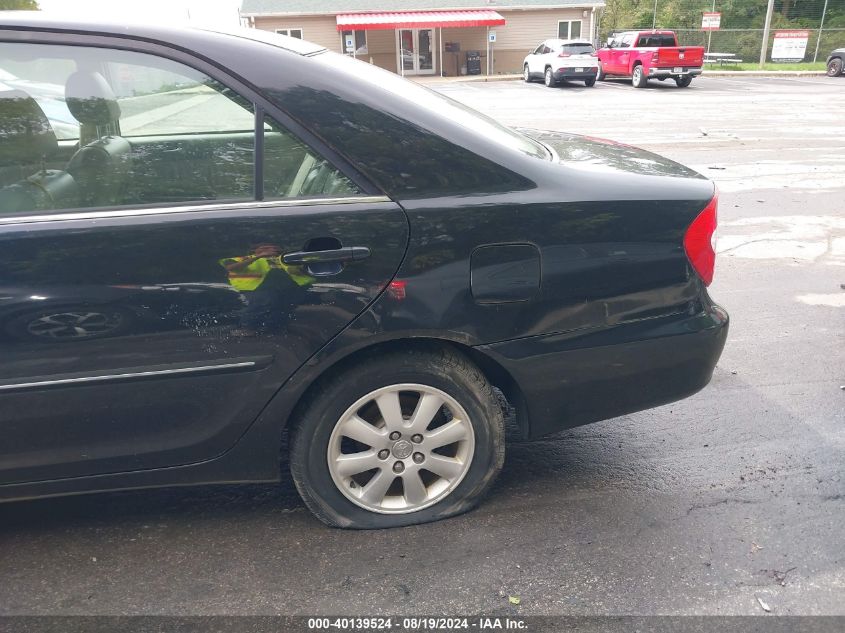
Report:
240,1,605,77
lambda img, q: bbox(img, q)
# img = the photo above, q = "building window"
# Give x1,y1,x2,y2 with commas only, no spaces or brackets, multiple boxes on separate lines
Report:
557,20,582,40
275,28,303,39
340,30,368,55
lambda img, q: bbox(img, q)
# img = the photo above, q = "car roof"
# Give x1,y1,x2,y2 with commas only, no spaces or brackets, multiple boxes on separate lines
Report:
0,12,325,56
617,30,675,36
545,39,594,46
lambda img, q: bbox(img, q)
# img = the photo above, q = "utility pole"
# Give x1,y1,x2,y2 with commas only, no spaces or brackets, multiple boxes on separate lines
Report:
760,0,775,68
759,0,775,67
706,0,716,56
652,0,658,29
813,0,830,62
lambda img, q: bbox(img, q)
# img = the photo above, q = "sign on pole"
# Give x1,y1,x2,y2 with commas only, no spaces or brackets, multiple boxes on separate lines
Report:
772,30,809,62
701,12,721,31
488,31,496,43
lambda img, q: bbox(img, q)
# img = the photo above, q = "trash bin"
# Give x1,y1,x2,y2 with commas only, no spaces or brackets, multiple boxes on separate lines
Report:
466,50,481,75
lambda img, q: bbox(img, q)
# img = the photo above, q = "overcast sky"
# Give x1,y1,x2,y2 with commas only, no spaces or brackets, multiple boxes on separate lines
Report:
37,0,243,28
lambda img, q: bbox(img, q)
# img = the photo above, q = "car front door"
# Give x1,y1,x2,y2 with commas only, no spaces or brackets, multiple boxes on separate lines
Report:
528,42,546,74
0,40,408,485
618,33,635,73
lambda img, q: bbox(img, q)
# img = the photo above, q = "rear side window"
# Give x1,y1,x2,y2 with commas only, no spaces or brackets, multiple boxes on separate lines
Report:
637,34,676,47
0,43,358,217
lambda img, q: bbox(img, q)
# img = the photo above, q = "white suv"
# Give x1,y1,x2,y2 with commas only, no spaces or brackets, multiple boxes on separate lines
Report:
523,39,598,87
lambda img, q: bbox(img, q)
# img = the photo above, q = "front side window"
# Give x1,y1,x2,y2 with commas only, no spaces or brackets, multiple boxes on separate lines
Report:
0,43,358,216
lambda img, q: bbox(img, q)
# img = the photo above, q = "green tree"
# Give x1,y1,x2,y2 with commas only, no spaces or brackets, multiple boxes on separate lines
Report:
0,0,39,9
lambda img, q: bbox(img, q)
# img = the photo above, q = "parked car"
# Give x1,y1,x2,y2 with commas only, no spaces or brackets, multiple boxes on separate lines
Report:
597,30,704,88
0,66,79,139
827,48,845,77
0,15,728,529
523,39,598,87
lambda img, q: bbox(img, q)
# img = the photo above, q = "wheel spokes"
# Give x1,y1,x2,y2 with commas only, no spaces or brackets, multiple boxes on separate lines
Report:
402,471,428,505
327,383,475,514
407,392,444,434
334,451,381,477
424,454,464,481
338,415,386,447
375,391,404,429
360,469,395,505
425,419,468,449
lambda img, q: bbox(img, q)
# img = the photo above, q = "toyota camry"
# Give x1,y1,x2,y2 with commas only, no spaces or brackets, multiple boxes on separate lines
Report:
0,16,728,529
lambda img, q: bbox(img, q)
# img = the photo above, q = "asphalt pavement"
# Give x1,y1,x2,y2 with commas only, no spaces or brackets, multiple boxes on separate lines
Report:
1,75,843,617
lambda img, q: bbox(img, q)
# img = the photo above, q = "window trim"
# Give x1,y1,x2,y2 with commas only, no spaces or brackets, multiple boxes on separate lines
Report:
0,31,383,220
275,28,304,39
0,195,394,226
557,20,583,41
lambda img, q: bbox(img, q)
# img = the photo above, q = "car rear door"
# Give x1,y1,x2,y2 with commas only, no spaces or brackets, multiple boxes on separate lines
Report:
0,39,408,485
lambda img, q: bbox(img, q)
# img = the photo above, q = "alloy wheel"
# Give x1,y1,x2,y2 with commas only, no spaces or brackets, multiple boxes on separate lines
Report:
327,384,475,514
26,310,124,340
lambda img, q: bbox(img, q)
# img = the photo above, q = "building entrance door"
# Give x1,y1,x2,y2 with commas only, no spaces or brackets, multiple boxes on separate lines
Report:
397,28,436,75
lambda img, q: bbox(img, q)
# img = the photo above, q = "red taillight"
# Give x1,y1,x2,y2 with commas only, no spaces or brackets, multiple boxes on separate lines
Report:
558,52,571,58
684,192,718,286
651,51,659,63
387,280,407,300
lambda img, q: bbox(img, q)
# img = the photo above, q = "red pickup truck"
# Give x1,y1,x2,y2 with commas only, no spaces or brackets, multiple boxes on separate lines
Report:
597,30,704,88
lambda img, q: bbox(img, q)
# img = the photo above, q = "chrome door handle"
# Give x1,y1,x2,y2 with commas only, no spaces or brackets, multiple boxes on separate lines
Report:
282,246,370,265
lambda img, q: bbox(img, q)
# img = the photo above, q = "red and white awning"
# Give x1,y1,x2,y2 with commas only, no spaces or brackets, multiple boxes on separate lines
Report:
336,10,506,31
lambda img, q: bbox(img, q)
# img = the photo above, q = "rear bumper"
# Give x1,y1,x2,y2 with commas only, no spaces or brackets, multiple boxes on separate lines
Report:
554,68,598,81
649,66,703,77
476,303,729,439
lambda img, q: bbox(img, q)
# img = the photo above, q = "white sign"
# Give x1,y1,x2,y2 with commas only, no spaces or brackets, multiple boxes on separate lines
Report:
488,31,496,43
701,12,721,31
772,30,809,62
345,36,354,52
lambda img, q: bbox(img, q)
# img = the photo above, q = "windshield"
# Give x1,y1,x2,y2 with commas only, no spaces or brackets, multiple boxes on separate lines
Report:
319,52,551,161
559,43,595,55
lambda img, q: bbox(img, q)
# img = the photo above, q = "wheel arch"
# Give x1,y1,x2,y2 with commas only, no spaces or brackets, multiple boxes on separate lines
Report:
281,336,530,443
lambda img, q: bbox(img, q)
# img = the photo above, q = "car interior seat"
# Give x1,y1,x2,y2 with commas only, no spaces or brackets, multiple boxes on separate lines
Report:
0,89,78,213
65,70,131,208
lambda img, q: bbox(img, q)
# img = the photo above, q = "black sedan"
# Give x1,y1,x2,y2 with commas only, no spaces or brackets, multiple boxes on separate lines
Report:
827,48,845,76
0,16,728,529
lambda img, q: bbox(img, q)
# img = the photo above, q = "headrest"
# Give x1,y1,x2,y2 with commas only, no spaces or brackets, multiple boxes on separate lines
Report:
65,71,121,126
0,89,59,166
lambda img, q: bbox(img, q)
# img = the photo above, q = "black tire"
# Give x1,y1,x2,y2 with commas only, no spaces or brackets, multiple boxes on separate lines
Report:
584,77,596,87
827,57,843,77
523,64,531,82
544,67,557,87
289,346,506,529
596,63,606,81
675,76,693,88
632,64,647,88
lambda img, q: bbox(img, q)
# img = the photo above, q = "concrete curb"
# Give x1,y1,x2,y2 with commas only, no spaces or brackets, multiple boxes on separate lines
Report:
411,70,828,84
